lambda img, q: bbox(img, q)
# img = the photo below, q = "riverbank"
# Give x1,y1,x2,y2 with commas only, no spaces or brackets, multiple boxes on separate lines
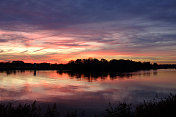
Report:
0,94,176,117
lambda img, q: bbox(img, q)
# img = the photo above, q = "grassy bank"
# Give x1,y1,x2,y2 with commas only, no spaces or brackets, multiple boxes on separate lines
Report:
105,94,176,117
0,94,176,117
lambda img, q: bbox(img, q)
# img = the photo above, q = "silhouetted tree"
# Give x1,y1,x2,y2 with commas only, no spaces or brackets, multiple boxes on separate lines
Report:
0,58,174,71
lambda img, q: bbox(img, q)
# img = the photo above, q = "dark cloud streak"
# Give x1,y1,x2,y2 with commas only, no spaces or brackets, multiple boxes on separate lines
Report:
0,0,176,63
0,0,176,30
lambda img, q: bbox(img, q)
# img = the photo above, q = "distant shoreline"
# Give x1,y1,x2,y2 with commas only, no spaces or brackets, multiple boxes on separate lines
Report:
0,59,175,71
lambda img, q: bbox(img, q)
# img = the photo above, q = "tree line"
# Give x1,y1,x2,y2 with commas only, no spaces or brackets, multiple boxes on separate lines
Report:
63,58,158,72
0,58,162,72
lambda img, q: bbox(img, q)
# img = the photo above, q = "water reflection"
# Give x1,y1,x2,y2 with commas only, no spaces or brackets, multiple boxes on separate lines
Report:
56,70,159,82
0,70,158,82
0,69,176,115
33,70,36,76
0,70,24,75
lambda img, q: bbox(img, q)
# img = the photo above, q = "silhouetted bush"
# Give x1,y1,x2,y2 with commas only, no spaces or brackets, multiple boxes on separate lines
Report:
0,94,176,117
135,94,176,117
105,103,132,117
0,101,57,117
104,94,176,117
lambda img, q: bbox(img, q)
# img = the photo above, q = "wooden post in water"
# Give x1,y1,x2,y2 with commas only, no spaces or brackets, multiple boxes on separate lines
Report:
34,63,36,76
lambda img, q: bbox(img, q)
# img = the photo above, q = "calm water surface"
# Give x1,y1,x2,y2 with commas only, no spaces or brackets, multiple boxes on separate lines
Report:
0,69,176,114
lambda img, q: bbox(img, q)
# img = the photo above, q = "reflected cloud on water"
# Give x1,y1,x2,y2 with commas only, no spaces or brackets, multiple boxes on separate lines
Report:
0,69,175,114
0,69,158,82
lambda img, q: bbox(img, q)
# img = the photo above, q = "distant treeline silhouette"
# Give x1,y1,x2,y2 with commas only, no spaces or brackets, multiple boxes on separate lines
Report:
0,58,175,71
62,58,158,72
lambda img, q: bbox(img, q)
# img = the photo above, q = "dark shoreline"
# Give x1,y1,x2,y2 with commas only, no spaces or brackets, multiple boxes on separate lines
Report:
1,58,175,71
0,94,176,117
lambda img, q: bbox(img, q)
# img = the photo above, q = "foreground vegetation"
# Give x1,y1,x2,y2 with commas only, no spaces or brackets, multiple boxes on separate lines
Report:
0,94,176,117
105,94,176,117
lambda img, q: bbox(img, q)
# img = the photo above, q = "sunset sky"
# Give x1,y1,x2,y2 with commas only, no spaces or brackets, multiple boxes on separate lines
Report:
0,0,176,64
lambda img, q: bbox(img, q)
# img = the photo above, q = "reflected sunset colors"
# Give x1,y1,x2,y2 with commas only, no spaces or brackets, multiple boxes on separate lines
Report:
0,69,176,112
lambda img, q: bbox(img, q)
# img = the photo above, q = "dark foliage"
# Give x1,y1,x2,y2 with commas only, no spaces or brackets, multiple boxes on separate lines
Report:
0,101,57,117
0,94,176,117
105,103,132,117
135,94,176,117
104,94,176,117
0,58,175,71
64,58,157,72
